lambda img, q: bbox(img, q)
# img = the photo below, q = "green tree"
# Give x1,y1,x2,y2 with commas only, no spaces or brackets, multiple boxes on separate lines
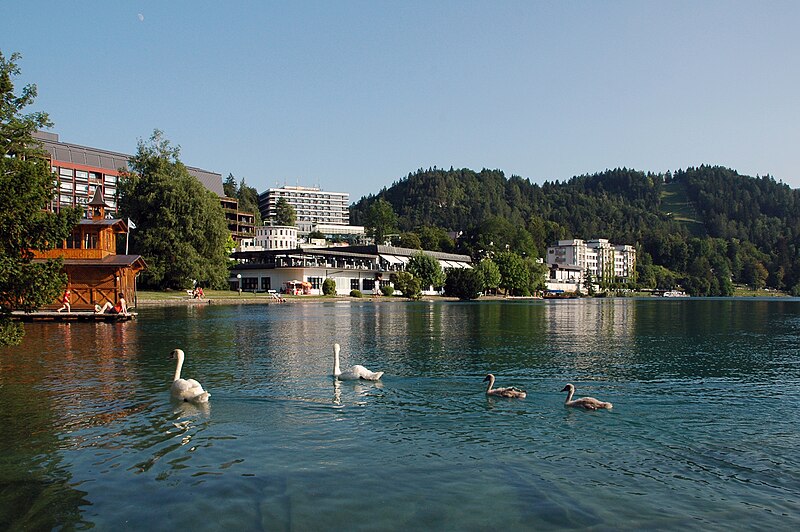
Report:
274,197,296,226
364,197,397,245
407,252,445,289
444,268,482,300
0,51,81,346
223,173,237,197
389,271,421,299
417,226,455,252
322,278,336,295
475,258,501,295
493,251,529,296
524,258,547,295
118,130,230,290
391,232,421,249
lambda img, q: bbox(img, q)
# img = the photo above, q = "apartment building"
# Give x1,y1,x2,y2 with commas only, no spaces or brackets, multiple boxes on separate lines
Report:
547,238,636,283
258,185,350,232
33,131,254,241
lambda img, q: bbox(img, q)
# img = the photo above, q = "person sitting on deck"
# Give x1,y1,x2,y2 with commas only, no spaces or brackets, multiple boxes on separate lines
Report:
95,293,129,316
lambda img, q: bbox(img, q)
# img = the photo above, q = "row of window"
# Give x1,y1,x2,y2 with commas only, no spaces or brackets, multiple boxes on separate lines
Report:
56,167,118,185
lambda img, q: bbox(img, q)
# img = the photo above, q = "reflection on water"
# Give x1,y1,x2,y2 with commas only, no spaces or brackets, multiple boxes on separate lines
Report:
1,299,800,529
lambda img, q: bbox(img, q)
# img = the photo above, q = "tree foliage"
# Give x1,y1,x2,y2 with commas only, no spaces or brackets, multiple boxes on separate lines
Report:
390,271,421,299
406,252,445,289
224,173,261,225
351,164,800,296
444,268,482,300
0,51,81,346
363,197,397,245
118,130,230,290
274,197,296,226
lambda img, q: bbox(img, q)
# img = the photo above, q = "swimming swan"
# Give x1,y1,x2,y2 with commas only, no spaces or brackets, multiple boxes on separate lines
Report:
560,383,612,410
483,374,527,399
170,348,210,403
333,343,383,381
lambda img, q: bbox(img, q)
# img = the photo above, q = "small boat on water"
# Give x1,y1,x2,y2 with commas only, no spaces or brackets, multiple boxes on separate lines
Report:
662,290,688,298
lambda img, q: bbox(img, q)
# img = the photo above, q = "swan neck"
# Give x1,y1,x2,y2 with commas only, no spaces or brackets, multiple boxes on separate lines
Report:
564,388,574,404
173,353,184,382
486,375,495,392
333,345,341,376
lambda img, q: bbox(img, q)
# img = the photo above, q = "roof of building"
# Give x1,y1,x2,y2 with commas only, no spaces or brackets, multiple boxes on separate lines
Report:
32,131,225,197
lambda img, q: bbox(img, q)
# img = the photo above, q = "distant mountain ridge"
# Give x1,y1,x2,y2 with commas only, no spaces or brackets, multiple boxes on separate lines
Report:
351,165,800,294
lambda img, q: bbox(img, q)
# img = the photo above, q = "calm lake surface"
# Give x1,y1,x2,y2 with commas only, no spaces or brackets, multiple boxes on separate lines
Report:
2,299,799,530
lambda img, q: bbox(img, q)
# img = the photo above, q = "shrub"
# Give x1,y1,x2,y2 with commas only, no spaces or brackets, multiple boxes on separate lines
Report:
322,278,336,296
444,268,482,300
350,289,363,298
380,285,394,297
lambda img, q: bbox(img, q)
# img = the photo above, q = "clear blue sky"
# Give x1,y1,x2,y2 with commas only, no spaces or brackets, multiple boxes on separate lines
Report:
3,1,799,202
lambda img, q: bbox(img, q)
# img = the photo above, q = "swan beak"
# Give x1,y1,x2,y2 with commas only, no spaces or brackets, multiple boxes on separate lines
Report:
482,375,491,382
560,385,570,392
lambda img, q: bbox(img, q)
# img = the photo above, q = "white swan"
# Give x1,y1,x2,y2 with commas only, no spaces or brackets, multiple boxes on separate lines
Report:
170,348,210,403
561,383,612,410
333,343,383,381
483,373,527,399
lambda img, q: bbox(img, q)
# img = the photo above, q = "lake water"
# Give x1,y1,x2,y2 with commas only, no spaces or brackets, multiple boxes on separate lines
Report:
1,299,799,530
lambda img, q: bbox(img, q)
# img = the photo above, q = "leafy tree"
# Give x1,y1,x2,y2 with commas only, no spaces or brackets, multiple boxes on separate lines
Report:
308,230,325,240
417,226,455,252
493,251,529,296
474,258,501,295
118,130,230,290
364,197,397,245
274,197,296,226
444,268,482,300
407,252,445,289
0,51,81,346
322,278,336,295
391,232,421,249
223,173,237,197
524,258,547,294
390,271,421,299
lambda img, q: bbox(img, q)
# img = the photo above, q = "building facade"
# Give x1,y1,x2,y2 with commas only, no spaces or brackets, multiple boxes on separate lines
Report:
258,185,350,232
33,189,146,310
547,238,636,285
230,245,472,296
34,131,255,241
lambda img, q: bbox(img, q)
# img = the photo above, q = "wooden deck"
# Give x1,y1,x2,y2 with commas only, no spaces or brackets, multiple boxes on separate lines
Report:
10,311,137,322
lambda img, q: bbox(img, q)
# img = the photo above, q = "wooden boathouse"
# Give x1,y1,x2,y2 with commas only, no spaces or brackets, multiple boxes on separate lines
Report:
32,188,146,312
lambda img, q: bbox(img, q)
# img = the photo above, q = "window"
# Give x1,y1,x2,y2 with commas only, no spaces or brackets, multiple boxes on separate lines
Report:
261,277,271,291
351,279,360,290
66,234,79,249
242,277,258,291
59,167,73,177
104,174,117,185
363,279,375,291
75,170,88,181
84,232,98,249
308,277,322,290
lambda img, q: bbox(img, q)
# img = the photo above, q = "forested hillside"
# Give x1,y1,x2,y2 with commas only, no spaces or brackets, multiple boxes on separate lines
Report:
350,165,800,296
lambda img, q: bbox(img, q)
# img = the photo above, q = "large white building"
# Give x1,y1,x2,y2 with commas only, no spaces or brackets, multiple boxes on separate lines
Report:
547,239,636,286
258,185,350,232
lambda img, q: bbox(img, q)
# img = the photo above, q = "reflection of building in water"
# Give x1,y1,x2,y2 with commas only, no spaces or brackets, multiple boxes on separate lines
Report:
544,300,637,370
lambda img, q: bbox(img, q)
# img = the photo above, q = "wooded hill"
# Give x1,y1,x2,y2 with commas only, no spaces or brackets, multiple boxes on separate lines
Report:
350,165,800,296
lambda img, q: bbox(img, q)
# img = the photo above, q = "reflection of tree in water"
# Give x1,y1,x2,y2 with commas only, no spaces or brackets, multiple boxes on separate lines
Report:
0,328,89,528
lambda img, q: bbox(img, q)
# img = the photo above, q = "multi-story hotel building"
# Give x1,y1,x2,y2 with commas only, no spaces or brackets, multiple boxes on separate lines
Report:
33,131,254,241
258,185,350,233
547,238,636,283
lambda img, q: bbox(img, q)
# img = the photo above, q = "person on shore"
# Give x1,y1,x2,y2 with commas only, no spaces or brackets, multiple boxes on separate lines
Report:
95,293,129,315
57,288,71,313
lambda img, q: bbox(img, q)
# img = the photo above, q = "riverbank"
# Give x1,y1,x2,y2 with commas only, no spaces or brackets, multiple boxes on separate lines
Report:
133,289,459,307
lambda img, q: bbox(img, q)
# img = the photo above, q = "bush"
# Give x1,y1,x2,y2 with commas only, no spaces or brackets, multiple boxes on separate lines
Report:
349,289,363,298
444,268,482,300
380,285,394,297
322,278,336,295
